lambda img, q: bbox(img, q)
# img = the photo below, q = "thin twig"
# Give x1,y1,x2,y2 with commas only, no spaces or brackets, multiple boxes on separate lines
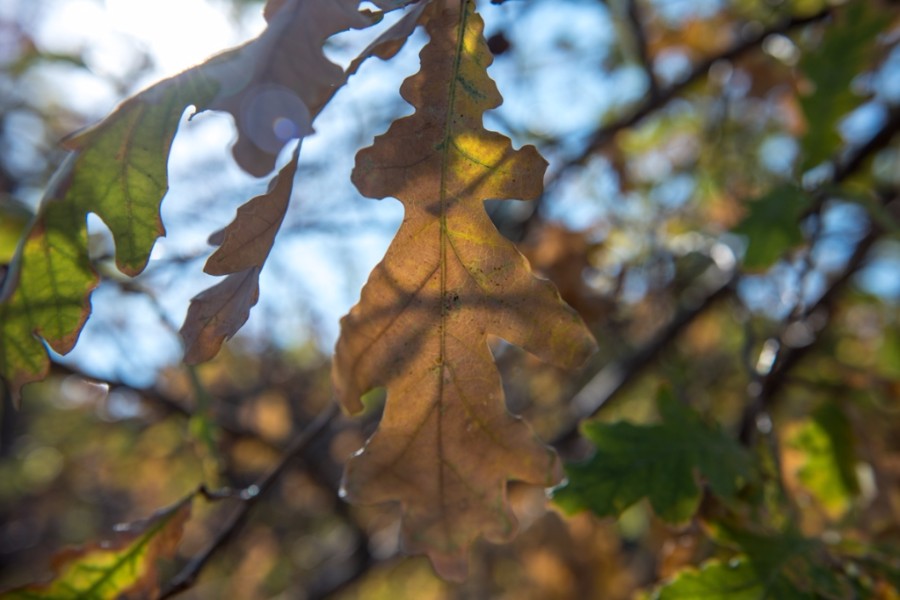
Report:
159,402,340,599
738,226,881,443
548,7,832,183
831,105,900,187
623,0,659,100
47,361,269,447
553,265,737,449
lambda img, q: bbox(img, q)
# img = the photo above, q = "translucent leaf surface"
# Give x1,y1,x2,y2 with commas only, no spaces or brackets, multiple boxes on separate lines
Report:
554,389,752,523
181,148,299,364
180,0,432,363
333,0,596,580
211,0,371,176
0,66,223,404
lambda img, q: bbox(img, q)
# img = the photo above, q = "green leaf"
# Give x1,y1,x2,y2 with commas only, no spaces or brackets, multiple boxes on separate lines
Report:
788,402,859,517
657,527,864,599
798,2,887,168
0,497,192,599
723,527,858,599
64,75,219,276
732,185,812,271
0,71,219,403
554,388,752,523
654,557,802,600
0,182,95,402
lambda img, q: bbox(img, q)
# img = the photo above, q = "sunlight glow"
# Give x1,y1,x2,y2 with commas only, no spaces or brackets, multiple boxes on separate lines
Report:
105,0,248,74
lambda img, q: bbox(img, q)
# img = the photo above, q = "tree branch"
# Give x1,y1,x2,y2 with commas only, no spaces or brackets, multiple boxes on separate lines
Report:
47,361,269,448
553,265,737,449
551,7,832,179
555,96,900,450
159,402,340,599
736,103,900,442
623,0,659,100
738,225,881,443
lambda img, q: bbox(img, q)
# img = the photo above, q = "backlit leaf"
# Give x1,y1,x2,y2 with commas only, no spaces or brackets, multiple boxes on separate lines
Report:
181,147,299,364
0,64,223,403
0,497,192,599
180,0,431,363
211,0,372,177
333,0,596,580
0,201,30,265
347,0,433,75
553,388,752,524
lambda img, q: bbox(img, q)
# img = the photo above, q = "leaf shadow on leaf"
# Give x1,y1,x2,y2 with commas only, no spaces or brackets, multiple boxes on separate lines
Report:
333,0,597,581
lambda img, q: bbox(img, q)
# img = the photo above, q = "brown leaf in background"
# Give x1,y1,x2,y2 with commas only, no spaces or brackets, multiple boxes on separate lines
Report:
181,150,298,364
522,224,610,323
333,0,597,580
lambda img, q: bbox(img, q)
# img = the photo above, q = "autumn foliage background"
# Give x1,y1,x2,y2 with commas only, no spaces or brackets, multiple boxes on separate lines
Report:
1,0,900,598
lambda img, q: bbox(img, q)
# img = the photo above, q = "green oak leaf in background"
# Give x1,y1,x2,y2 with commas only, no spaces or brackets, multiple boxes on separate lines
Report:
554,388,752,523
731,184,812,271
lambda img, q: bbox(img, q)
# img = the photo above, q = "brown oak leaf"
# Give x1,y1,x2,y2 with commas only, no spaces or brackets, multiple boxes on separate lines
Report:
333,0,597,580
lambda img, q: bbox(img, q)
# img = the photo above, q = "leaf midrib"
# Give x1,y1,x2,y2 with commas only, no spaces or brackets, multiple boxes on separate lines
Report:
436,0,472,537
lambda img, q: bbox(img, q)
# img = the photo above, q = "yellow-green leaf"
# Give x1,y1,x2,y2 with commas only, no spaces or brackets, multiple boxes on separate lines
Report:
788,402,860,518
0,70,218,404
333,0,596,580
